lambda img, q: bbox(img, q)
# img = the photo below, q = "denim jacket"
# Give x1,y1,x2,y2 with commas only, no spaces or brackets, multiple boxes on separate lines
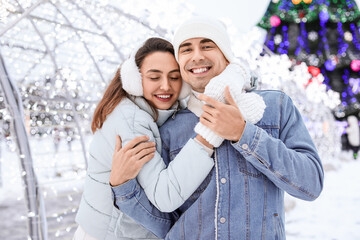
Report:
112,90,324,240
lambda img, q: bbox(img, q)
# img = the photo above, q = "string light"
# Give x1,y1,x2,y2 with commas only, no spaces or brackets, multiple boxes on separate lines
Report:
232,25,342,164
0,0,16,23
0,0,193,238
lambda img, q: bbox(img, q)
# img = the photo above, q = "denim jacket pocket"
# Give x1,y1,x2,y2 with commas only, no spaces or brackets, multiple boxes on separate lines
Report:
235,150,262,178
273,213,285,240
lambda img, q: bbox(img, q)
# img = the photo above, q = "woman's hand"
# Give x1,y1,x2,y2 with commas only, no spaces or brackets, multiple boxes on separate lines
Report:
109,135,156,187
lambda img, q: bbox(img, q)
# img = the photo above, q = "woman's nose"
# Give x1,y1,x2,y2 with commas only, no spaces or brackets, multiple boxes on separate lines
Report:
159,78,170,91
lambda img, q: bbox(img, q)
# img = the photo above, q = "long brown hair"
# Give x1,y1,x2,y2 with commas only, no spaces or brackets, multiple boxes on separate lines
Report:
91,37,175,133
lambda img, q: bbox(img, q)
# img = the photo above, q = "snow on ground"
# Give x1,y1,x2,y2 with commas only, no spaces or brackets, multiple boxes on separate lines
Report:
0,137,87,240
286,151,360,240
0,138,360,239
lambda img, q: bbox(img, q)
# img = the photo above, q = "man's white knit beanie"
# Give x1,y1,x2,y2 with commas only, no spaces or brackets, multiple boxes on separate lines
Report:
173,16,236,63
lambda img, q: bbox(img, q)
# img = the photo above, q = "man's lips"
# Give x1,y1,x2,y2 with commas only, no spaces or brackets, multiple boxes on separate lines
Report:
190,67,211,74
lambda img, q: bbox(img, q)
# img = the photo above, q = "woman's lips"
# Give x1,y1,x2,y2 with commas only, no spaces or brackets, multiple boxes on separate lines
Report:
154,94,173,102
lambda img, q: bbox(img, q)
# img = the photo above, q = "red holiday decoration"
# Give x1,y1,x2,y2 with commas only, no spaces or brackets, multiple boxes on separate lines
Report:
299,11,305,18
308,66,321,77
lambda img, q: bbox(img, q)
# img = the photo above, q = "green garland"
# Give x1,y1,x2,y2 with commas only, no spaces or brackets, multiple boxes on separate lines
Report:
258,0,360,29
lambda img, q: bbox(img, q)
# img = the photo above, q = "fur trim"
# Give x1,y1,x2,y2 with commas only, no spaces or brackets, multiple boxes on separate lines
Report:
121,52,143,97
214,151,220,240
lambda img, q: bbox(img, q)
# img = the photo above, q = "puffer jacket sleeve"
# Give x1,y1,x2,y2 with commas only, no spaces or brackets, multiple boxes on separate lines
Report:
138,139,214,212
117,107,214,213
231,92,324,201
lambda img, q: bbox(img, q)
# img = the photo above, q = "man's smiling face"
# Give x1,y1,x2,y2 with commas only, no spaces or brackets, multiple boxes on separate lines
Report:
177,38,229,93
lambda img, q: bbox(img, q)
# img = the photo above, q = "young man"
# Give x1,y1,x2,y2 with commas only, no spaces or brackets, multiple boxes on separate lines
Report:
111,16,324,239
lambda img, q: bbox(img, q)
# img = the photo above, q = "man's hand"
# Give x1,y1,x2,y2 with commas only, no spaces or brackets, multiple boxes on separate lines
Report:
198,86,246,142
109,135,156,187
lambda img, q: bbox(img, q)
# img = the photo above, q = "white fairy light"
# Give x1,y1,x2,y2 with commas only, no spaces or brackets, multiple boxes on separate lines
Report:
0,0,16,23
229,25,342,164
0,1,193,238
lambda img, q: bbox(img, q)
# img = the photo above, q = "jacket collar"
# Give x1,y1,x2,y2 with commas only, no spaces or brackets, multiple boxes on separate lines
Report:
130,96,181,126
187,91,204,118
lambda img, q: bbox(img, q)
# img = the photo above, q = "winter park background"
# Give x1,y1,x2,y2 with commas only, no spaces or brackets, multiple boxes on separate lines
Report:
0,0,360,239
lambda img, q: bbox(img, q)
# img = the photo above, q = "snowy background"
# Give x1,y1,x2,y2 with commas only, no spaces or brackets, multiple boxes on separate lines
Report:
0,0,360,239
1,139,360,239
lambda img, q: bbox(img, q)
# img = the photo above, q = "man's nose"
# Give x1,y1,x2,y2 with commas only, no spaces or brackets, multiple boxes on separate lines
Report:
191,48,205,62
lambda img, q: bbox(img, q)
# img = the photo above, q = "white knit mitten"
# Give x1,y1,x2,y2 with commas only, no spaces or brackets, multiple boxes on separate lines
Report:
236,92,266,124
194,63,248,147
195,63,266,147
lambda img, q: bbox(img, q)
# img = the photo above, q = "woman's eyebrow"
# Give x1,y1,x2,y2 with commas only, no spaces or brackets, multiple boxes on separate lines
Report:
146,69,162,73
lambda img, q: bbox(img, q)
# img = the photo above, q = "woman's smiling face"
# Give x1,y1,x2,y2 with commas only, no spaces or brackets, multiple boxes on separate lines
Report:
141,51,182,110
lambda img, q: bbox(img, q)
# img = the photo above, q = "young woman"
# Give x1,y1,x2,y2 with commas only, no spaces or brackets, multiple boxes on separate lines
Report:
74,38,215,240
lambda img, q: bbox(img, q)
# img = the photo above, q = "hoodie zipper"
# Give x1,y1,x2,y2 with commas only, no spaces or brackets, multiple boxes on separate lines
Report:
171,101,181,119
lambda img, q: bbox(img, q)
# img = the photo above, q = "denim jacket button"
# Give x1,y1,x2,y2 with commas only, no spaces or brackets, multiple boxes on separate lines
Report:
220,217,226,223
221,178,227,184
242,144,248,150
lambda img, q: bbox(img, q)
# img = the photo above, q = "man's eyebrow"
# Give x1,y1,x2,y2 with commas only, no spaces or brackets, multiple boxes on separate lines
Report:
179,42,191,48
200,38,215,44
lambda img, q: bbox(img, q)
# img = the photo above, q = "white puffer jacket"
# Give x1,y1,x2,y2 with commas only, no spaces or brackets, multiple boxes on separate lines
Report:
75,97,214,240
